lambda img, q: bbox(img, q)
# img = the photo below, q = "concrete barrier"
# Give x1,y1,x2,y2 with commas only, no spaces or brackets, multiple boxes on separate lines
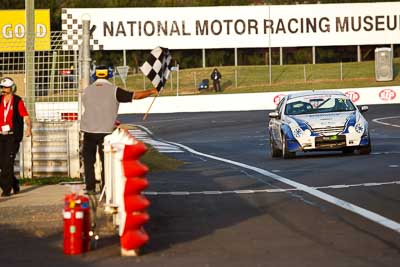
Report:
119,86,400,114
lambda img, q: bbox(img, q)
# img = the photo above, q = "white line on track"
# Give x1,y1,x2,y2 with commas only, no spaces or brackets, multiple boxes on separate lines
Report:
144,180,400,196
129,129,183,153
136,125,400,234
372,116,400,128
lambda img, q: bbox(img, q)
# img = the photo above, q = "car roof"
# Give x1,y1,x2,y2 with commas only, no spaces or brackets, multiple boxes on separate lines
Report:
287,90,346,100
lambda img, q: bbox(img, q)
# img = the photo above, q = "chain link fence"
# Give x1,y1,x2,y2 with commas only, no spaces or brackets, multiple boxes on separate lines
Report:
1,31,79,122
113,58,398,96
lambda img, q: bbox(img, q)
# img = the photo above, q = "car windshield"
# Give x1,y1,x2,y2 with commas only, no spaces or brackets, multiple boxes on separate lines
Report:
285,96,356,115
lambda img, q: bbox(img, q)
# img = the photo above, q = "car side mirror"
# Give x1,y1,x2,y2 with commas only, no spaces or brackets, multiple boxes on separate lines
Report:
360,106,368,113
269,111,280,119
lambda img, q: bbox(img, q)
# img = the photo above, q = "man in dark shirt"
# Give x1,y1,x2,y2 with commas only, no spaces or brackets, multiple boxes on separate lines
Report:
0,77,32,197
210,68,222,92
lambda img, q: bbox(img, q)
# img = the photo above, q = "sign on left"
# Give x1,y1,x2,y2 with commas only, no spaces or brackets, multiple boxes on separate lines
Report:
0,9,50,52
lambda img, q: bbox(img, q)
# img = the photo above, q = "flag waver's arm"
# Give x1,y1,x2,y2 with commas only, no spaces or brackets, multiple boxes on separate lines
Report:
133,88,158,100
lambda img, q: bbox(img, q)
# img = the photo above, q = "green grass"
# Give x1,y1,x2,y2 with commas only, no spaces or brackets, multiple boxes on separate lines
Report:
141,145,184,172
122,124,184,172
114,58,399,96
19,177,82,185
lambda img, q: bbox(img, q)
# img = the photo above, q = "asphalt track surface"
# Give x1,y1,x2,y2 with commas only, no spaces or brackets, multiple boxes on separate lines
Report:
0,104,399,267
118,104,400,267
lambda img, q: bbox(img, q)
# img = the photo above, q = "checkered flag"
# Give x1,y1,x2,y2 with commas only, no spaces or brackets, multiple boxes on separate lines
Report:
140,47,172,92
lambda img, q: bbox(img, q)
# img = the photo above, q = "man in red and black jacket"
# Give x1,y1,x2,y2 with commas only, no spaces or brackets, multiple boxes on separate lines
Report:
0,77,32,197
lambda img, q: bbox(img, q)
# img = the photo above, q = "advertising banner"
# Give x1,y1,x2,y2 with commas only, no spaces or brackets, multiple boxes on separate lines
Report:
62,3,400,50
0,9,51,52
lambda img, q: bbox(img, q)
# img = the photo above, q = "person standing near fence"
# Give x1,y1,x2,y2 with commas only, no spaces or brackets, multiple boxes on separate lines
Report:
210,68,222,92
0,77,32,197
81,66,157,195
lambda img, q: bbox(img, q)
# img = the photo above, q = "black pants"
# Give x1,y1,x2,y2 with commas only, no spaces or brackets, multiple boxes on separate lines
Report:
82,132,108,192
0,134,17,194
213,80,221,92
13,143,20,189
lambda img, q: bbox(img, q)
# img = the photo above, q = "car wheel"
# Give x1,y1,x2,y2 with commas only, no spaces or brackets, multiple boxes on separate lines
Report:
282,134,295,159
359,137,371,155
270,135,282,158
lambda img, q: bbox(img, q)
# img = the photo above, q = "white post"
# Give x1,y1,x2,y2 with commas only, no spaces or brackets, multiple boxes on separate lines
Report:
67,121,80,178
22,136,32,178
235,69,238,88
312,46,316,64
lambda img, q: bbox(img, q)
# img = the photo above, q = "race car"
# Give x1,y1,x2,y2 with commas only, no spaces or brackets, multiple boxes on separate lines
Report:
268,91,371,158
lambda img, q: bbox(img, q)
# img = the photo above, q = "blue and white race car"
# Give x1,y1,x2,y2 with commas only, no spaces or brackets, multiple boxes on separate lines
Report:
268,91,371,158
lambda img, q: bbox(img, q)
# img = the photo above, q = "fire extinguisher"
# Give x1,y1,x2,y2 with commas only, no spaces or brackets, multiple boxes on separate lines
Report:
63,193,91,255
78,195,91,252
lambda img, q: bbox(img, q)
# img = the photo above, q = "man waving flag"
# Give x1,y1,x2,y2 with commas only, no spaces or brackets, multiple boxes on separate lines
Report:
140,46,172,92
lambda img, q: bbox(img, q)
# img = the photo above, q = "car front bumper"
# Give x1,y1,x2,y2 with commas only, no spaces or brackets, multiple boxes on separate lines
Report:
288,132,369,152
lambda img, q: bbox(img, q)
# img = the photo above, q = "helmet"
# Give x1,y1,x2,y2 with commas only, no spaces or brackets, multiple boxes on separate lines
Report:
93,65,113,80
95,65,109,79
0,77,16,93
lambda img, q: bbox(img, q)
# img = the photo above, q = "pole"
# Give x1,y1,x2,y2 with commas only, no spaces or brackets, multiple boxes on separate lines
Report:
50,51,57,93
234,48,238,88
80,17,91,120
340,61,343,81
269,47,272,86
312,46,316,65
25,0,35,117
176,64,180,96
143,93,158,121
202,49,206,68
268,5,272,85
235,69,238,88
25,0,35,179
194,72,197,90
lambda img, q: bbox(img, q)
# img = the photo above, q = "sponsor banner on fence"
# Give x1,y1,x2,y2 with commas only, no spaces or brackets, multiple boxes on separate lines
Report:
0,9,51,52
62,2,400,50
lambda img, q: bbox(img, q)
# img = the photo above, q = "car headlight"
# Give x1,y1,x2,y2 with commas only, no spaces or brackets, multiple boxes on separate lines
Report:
355,122,364,134
292,127,303,138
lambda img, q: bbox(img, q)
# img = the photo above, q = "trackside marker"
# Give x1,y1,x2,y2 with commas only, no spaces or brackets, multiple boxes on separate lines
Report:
136,125,400,234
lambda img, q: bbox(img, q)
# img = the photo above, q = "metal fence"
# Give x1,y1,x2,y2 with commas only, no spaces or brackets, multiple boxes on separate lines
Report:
1,31,79,121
